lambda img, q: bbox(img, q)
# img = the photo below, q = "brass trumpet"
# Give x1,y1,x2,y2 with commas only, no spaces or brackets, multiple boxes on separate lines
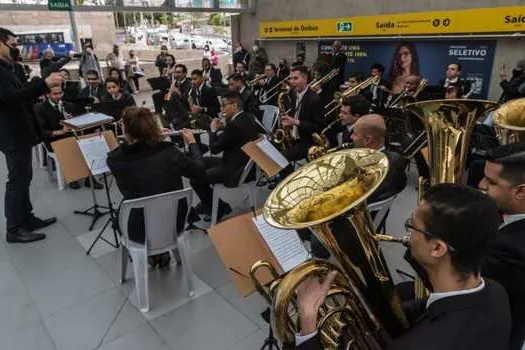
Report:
324,75,380,117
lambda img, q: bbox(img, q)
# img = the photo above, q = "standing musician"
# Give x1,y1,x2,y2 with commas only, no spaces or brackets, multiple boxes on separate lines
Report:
164,64,192,130
152,54,176,115
188,69,221,127
258,63,282,106
227,73,260,119
368,63,391,110
330,40,347,86
292,184,511,350
478,143,525,350
201,57,223,88
440,63,471,99
189,91,259,223
280,66,325,164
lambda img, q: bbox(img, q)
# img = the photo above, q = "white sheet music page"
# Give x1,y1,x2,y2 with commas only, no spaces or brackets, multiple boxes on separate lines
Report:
252,215,309,272
77,135,111,175
256,138,289,169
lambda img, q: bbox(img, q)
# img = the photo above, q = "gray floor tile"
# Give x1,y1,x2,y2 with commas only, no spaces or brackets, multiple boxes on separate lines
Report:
217,283,269,330
43,287,127,350
190,244,232,289
98,324,167,350
0,286,41,337
101,301,148,345
0,321,55,350
151,291,257,350
0,260,24,293
227,329,267,350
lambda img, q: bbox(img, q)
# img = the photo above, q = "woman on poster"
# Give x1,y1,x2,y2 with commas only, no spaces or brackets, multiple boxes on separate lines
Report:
388,42,421,95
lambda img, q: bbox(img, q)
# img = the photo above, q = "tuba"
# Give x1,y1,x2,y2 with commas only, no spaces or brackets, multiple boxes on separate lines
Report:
251,149,410,348
492,97,525,145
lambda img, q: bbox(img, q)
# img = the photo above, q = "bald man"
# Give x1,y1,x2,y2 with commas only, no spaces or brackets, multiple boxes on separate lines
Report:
352,114,407,202
331,40,347,85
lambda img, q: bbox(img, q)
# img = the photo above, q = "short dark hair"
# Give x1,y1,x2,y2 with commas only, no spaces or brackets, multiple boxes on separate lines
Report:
228,73,246,84
202,57,211,64
449,63,462,72
348,72,363,82
221,90,243,108
421,183,499,278
165,54,176,63
266,63,277,72
370,63,385,74
486,143,525,186
59,68,70,76
291,65,309,78
108,67,121,78
191,69,203,77
86,70,99,78
160,45,168,51
342,95,371,116
104,77,120,86
235,61,246,67
0,27,16,43
174,64,187,74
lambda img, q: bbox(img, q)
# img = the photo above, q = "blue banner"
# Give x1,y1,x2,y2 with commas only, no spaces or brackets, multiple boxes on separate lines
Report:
20,43,74,61
319,40,497,99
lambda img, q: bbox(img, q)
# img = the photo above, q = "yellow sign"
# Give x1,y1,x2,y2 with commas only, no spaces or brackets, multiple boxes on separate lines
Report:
259,6,525,38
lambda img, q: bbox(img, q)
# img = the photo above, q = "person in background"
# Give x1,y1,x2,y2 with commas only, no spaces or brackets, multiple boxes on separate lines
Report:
102,77,136,107
108,67,133,95
107,107,205,268
334,95,371,144
155,45,169,76
369,63,391,109
164,63,192,130
59,68,80,103
292,54,305,68
248,41,268,75
330,40,347,86
499,59,525,103
79,45,102,82
152,54,176,115
258,63,281,106
210,47,219,67
277,59,290,81
0,27,63,243
201,57,223,88
233,42,249,67
105,44,126,81
126,50,142,93
293,184,511,350
39,47,72,79
78,69,107,102
188,69,221,120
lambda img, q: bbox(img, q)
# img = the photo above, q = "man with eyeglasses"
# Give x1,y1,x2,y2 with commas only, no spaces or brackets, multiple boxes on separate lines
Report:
0,27,64,243
478,143,525,350
291,183,511,350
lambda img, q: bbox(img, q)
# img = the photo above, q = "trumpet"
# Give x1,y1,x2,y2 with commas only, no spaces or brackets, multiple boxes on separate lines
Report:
247,74,267,86
259,74,290,104
324,75,380,117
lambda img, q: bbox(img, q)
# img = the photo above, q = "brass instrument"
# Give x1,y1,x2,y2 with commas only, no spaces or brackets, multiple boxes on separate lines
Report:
307,120,339,161
324,75,380,117
260,74,290,104
492,97,525,144
412,78,428,98
247,74,267,86
308,68,340,92
252,149,410,348
273,91,294,150
386,78,429,109
187,91,213,130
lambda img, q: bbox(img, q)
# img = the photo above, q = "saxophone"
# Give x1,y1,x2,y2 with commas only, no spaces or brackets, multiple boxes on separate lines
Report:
273,91,294,150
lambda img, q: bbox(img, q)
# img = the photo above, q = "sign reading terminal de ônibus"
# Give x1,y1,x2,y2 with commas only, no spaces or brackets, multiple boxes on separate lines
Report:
259,5,525,38
48,0,71,11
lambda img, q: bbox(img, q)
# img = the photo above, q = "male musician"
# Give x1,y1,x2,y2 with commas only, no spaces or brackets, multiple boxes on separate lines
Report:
152,54,176,115
189,91,259,222
293,184,511,350
330,40,347,85
78,69,107,102
0,27,62,243
280,66,325,163
34,86,73,150
499,59,525,103
227,73,259,119
478,143,525,349
201,57,223,88
386,75,421,108
310,62,339,115
335,95,371,144
369,63,391,109
235,61,255,82
257,63,281,106
189,69,221,120
165,64,192,129
440,63,471,99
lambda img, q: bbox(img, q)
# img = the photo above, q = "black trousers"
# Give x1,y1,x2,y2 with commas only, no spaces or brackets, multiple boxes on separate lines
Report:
190,157,228,213
152,90,166,115
4,147,33,233
280,141,311,178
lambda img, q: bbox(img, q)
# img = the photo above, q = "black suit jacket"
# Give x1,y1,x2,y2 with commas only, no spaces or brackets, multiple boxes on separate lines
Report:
191,84,221,118
107,141,205,243
483,218,525,350
295,279,511,350
282,89,325,145
78,84,108,101
203,67,223,87
34,100,74,144
331,51,347,85
369,149,407,203
240,87,260,119
260,76,281,106
166,79,192,129
209,112,259,186
0,60,47,152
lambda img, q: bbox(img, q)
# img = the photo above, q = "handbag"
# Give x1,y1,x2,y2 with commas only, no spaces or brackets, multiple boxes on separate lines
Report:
132,66,145,77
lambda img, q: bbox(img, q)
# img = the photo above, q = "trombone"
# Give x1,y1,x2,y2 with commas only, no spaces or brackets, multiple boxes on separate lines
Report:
308,68,340,91
247,74,267,87
324,75,380,117
259,74,290,104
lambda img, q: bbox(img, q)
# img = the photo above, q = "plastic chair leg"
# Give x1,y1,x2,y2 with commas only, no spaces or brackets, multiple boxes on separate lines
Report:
211,187,220,226
120,245,128,284
130,248,149,312
54,159,65,191
177,233,195,297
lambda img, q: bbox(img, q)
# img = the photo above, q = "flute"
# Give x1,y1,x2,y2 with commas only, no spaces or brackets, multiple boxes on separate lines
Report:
162,129,208,137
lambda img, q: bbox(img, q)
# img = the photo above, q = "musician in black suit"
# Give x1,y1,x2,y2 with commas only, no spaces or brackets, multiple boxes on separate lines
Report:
34,86,73,151
333,95,371,145
257,63,281,106
234,61,255,82
189,91,259,222
368,63,391,110
188,69,221,120
478,143,525,350
164,64,192,129
293,184,511,350
101,77,136,108
201,57,223,88
227,73,260,119
439,63,472,99
330,40,347,85
77,69,107,102
280,66,325,163
152,54,176,115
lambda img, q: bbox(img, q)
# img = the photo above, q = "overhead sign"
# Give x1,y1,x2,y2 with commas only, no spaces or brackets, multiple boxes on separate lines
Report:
48,0,71,11
259,6,525,38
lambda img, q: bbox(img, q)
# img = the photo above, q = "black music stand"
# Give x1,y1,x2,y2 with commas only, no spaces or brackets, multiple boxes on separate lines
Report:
73,172,110,231
260,308,280,350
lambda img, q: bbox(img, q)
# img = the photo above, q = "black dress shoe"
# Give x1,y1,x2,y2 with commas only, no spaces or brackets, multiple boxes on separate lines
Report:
6,229,46,243
23,216,57,231
69,181,81,190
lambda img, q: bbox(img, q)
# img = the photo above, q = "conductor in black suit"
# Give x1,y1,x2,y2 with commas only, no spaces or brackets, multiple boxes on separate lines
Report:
0,28,62,243
227,73,260,119
189,90,259,222
478,143,525,350
292,184,511,350
330,40,347,86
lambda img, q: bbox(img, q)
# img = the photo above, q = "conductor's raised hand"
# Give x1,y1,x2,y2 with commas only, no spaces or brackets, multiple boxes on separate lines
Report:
45,73,63,89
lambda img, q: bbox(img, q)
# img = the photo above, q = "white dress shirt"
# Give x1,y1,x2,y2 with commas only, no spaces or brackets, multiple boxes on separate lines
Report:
500,213,525,229
426,278,485,308
292,88,308,139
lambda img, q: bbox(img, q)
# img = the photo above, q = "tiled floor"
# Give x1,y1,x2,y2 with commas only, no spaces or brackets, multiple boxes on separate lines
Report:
0,118,420,349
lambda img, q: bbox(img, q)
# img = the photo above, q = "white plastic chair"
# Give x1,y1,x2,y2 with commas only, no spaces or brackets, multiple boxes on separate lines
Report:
119,188,194,312
367,195,398,233
259,105,280,132
211,159,256,225
45,149,66,191
36,143,45,169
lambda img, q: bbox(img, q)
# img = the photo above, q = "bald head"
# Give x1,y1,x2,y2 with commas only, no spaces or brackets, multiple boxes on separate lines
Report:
351,114,386,149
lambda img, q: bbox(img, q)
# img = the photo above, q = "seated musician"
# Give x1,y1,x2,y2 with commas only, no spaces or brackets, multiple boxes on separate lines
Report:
293,184,511,350
280,66,325,166
189,91,259,222
386,75,421,108
235,61,255,82
59,68,80,103
227,73,260,119
107,107,205,267
165,64,192,130
102,77,136,107
188,69,221,125
258,63,281,106
201,57,223,88
478,144,525,349
108,67,133,95
78,69,107,103
310,62,339,123
332,95,371,144
152,54,176,115
368,63,392,110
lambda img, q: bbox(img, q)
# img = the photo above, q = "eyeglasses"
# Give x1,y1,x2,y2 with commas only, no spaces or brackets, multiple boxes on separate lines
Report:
404,218,457,253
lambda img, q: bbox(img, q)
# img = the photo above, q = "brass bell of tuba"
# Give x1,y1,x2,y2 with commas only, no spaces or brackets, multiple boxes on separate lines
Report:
492,97,525,145
252,149,410,349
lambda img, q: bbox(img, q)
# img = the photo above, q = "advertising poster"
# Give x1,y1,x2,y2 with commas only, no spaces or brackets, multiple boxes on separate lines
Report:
319,40,497,99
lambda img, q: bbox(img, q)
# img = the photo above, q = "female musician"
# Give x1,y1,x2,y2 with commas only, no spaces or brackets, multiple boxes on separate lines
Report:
108,67,133,95
102,77,136,107
107,107,205,267
388,42,421,95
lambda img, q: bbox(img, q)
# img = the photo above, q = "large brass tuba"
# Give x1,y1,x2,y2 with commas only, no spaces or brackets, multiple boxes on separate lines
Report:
252,149,409,348
492,97,525,145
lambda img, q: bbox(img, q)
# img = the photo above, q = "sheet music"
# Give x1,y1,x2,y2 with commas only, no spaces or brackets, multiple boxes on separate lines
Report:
64,113,114,128
256,138,289,169
252,216,308,272
77,135,111,175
